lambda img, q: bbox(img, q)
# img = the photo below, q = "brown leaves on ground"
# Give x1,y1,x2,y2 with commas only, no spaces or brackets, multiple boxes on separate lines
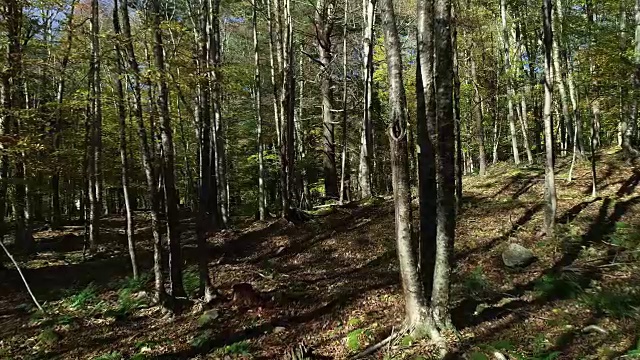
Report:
1,149,639,359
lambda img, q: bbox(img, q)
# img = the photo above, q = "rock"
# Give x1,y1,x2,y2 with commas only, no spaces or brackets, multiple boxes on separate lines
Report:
501,243,535,267
274,326,286,333
197,309,220,327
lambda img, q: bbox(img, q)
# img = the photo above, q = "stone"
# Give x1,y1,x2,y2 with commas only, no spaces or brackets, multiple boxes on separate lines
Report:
197,309,220,327
501,243,535,267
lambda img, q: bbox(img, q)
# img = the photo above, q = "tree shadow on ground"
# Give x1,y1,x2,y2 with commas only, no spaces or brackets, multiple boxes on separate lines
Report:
456,203,543,261
452,195,640,336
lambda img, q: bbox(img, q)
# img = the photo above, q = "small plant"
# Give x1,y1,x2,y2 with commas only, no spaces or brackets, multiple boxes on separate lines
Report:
182,267,200,296
624,339,640,358
347,317,363,328
534,273,584,299
37,327,60,347
93,351,122,360
104,288,146,319
462,266,489,299
190,329,214,350
345,328,374,352
115,274,150,293
216,341,251,356
581,289,640,318
66,283,98,310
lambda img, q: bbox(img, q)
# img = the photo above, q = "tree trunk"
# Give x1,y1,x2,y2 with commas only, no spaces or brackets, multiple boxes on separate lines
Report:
359,0,375,199
150,0,186,299
542,0,557,237
88,0,102,253
382,0,439,341
253,0,266,220
431,0,456,329
113,0,138,279
470,47,487,175
119,0,166,302
339,0,349,204
625,0,640,158
500,0,520,165
51,0,77,229
452,11,462,211
552,3,572,157
416,0,437,308
515,21,534,164
316,0,338,199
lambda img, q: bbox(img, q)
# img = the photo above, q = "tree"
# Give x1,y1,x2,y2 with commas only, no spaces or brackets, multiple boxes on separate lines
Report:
500,0,521,165
542,0,557,236
253,0,266,219
113,0,138,279
359,0,376,199
150,0,186,298
431,0,456,329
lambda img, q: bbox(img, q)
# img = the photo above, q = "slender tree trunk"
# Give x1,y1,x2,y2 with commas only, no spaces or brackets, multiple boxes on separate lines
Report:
52,0,77,229
452,12,462,211
359,0,376,199
542,0,557,237
515,21,534,164
626,0,640,158
150,0,186,299
339,0,349,204
552,3,572,157
196,0,216,302
500,0,520,165
119,0,166,302
113,0,138,279
470,47,487,175
88,0,102,253
253,0,266,219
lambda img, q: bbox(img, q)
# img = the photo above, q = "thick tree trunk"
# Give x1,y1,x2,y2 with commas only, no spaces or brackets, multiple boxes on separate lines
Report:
315,0,338,199
431,0,456,329
359,0,375,199
543,0,557,237
119,0,166,302
382,0,439,340
113,0,138,279
416,0,437,305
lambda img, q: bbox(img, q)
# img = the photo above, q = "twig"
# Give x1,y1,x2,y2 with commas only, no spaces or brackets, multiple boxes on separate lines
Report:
0,240,45,313
349,326,407,359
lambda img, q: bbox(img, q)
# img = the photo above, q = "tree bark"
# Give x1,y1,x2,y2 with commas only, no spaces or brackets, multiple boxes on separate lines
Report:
253,0,266,219
416,0,437,307
315,0,339,199
113,0,138,279
452,9,462,211
150,0,186,298
359,0,375,199
543,0,557,237
470,48,487,175
382,0,439,340
119,0,166,302
431,0,456,329
88,0,102,252
500,0,520,165
339,0,349,204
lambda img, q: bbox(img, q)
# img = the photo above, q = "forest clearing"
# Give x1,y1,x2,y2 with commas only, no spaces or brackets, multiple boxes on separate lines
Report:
1,151,639,359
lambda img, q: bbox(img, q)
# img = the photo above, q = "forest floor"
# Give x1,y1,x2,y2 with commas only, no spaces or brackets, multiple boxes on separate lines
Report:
1,149,640,360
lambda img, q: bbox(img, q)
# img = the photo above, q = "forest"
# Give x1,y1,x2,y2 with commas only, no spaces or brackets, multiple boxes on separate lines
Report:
0,0,639,358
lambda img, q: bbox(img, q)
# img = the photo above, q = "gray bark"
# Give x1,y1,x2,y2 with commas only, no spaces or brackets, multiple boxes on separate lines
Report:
359,0,375,199
543,0,557,236
500,0,520,165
